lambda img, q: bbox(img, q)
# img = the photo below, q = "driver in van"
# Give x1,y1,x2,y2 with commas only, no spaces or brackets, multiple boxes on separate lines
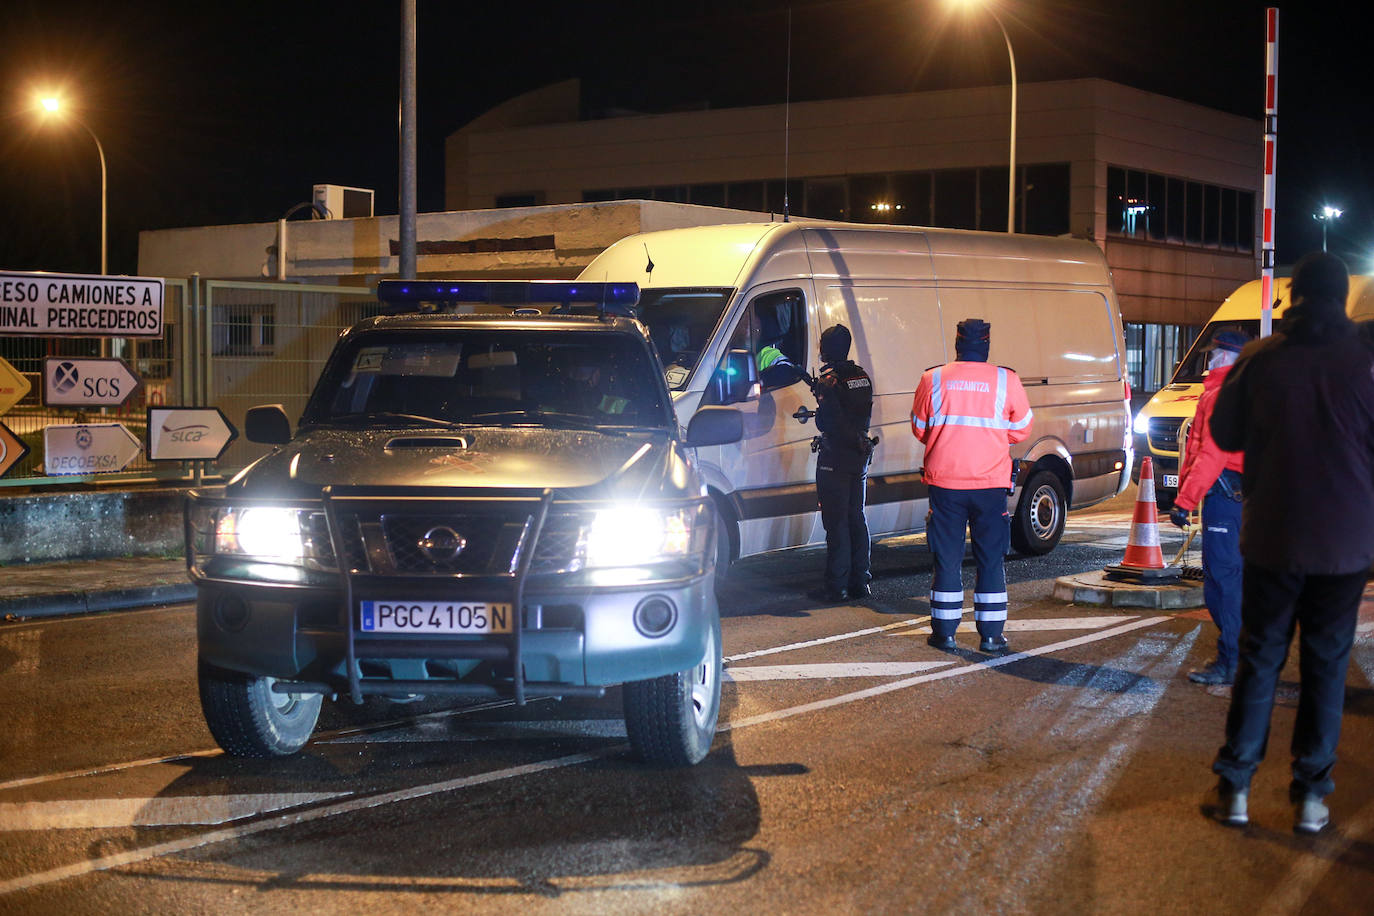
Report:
752,297,805,389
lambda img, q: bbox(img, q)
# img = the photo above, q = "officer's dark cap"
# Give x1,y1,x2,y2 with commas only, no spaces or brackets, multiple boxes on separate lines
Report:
819,324,851,362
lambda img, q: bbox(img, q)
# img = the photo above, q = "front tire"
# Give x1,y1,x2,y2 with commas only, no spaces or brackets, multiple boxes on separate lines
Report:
623,615,722,767
198,660,322,758
712,505,735,603
1011,470,1067,555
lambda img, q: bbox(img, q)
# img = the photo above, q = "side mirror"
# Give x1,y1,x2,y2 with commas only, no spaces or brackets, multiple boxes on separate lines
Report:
245,404,292,444
684,406,744,448
710,348,759,405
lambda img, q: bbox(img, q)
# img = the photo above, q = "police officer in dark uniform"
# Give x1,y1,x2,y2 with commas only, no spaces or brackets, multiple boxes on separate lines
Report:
814,324,875,601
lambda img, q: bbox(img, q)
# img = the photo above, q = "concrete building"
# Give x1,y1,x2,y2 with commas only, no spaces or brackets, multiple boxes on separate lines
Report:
446,77,1262,395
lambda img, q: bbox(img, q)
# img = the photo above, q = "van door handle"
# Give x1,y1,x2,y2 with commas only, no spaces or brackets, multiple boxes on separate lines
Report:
792,405,816,425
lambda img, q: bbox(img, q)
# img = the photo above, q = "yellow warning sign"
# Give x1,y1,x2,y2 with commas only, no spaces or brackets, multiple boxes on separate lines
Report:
0,421,30,478
0,357,32,415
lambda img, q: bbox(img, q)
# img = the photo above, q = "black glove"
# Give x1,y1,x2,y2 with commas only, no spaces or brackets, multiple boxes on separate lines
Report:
1168,506,1190,529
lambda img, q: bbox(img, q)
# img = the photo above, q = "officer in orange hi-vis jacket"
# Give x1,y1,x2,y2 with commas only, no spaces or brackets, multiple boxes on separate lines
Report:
911,318,1033,655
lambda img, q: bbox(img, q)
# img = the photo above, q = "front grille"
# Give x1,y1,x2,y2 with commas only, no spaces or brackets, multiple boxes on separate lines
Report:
1147,418,1183,454
330,506,589,576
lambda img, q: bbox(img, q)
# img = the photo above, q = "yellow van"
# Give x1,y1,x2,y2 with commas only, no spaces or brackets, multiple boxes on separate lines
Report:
1133,273,1374,507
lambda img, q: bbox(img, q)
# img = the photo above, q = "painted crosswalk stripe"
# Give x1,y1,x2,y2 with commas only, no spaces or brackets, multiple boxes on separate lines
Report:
894,615,1138,635
0,792,350,831
725,661,954,681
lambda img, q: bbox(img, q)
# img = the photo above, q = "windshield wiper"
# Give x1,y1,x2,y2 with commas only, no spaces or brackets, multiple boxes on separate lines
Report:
468,409,608,431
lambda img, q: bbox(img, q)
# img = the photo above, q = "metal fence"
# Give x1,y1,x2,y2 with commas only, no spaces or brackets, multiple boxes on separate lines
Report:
0,278,380,489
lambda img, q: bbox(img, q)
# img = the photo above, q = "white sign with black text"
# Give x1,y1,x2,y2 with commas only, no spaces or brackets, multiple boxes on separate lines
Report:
42,357,142,407
146,407,238,461
43,423,142,476
0,271,164,338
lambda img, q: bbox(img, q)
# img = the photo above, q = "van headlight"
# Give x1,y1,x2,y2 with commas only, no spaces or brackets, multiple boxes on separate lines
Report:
1132,412,1151,435
583,503,710,570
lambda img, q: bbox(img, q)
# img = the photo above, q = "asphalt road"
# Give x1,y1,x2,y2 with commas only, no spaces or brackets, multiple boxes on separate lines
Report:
2,506,1373,914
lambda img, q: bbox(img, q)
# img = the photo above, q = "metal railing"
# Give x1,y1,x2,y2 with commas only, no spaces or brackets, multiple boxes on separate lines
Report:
0,278,380,489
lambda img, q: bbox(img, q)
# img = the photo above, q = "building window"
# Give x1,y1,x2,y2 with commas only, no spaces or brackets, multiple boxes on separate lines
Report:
804,178,848,221
214,305,276,356
495,192,541,208
727,181,764,212
1124,321,1201,395
890,172,932,226
933,169,977,230
977,167,1009,232
1021,164,1070,236
1108,166,1253,253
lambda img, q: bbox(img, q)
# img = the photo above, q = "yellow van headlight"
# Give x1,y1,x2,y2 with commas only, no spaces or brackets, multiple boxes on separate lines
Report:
1132,412,1151,435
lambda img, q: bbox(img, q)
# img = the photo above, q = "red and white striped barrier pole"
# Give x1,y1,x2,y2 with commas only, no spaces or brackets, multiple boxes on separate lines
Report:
1261,7,1279,338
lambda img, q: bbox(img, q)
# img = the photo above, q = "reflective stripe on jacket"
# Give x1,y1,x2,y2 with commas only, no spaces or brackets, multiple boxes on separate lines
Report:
1174,363,1243,512
911,360,1033,489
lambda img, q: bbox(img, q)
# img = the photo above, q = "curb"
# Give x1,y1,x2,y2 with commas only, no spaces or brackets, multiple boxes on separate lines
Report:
0,584,197,621
1052,570,1204,610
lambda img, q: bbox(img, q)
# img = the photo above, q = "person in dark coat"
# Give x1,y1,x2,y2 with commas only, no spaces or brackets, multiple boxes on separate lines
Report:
1204,252,1374,834
813,324,875,601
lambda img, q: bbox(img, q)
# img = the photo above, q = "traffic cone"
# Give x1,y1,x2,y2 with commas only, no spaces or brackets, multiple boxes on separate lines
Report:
1105,457,1180,582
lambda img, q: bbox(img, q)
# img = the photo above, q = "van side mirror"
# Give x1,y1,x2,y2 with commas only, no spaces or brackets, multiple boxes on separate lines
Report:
684,406,744,447
245,405,292,444
710,348,759,405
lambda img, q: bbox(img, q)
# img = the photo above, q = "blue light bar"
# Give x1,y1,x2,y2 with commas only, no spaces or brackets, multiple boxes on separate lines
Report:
377,280,640,309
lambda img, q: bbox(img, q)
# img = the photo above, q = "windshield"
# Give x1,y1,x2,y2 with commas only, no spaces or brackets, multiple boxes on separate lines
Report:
1171,319,1260,384
303,329,670,430
635,288,734,390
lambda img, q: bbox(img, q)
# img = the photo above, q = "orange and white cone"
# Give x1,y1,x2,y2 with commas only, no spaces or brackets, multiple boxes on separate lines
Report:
1105,456,1181,582
1119,456,1166,569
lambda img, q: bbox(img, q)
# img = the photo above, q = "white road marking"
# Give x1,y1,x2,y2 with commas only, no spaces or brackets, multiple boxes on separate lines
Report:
721,616,1170,732
724,616,929,662
725,661,954,681
0,792,351,831
0,750,611,897
890,616,1138,635
0,612,1172,895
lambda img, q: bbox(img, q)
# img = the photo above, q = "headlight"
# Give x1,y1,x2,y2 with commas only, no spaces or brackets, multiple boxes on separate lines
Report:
1132,412,1151,435
211,506,332,567
583,503,708,569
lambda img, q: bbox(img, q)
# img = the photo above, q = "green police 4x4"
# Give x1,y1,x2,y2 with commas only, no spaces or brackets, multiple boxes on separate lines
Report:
185,281,744,767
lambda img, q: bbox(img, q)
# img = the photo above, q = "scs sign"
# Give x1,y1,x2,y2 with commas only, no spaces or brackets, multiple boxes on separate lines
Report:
43,358,141,408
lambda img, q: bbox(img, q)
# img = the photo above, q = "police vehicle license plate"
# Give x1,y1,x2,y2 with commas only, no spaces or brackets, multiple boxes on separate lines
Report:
360,601,513,634
1162,474,1179,488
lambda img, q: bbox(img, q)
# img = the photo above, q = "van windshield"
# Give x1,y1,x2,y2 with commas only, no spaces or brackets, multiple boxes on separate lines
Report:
635,288,734,390
1172,319,1261,384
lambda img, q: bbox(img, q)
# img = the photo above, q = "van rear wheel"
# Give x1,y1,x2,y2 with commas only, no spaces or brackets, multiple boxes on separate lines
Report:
1011,470,1067,555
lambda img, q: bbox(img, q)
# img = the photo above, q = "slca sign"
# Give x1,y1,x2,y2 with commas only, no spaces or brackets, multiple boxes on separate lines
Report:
43,423,141,476
0,271,164,338
42,357,141,408
146,407,238,461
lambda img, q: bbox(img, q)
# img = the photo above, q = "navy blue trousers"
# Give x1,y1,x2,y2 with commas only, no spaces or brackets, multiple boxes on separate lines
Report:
1212,563,1364,798
1200,478,1243,668
817,466,870,592
927,486,1010,640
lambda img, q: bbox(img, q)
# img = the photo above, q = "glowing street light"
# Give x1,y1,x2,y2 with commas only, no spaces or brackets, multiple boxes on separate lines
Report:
34,94,108,275
1313,205,1343,253
949,0,1017,234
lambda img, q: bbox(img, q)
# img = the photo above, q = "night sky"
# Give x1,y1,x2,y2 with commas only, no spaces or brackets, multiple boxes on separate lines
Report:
1,1,1367,278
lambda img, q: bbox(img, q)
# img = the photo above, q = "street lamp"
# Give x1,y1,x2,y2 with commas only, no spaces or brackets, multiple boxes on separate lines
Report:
950,0,1017,234
36,95,108,275
1313,205,1343,253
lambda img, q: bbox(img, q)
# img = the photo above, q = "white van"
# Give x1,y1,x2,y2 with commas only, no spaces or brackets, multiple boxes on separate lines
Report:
577,221,1134,567
1133,274,1374,507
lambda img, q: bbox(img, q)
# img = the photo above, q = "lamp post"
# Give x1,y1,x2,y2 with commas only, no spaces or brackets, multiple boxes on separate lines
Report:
37,96,108,275
951,0,1017,234
1313,205,1342,253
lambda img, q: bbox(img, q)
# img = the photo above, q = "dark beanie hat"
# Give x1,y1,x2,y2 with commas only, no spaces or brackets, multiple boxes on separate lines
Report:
955,318,991,361
1290,252,1349,308
819,323,852,362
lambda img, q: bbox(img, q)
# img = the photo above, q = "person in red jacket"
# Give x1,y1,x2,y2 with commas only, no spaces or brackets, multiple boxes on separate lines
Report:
911,318,1033,654
1168,330,1249,685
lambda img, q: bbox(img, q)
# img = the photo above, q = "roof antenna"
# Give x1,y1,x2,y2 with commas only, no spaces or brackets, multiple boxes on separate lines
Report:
644,242,655,276
782,6,792,223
